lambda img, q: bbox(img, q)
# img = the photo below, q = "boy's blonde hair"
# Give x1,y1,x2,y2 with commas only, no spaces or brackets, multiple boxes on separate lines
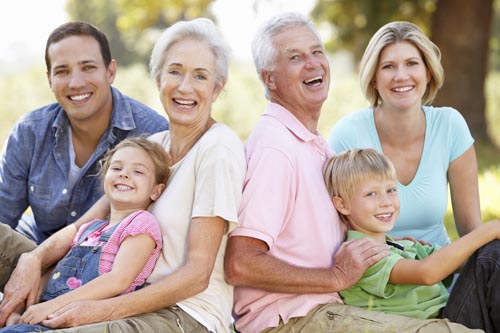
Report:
100,136,170,186
323,148,397,225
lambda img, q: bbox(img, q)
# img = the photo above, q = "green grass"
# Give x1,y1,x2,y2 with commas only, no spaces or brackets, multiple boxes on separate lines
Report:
445,143,500,241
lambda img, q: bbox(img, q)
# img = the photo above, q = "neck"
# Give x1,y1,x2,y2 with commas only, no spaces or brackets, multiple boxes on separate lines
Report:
108,206,144,225
271,98,320,134
374,104,425,146
168,118,215,165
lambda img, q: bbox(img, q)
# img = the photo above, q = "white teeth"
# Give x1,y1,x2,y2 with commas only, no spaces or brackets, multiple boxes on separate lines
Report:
376,213,392,218
393,86,412,92
115,184,132,191
70,93,90,101
174,99,195,105
304,76,322,84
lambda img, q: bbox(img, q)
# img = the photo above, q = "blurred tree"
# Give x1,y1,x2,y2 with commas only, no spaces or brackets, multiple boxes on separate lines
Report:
311,0,436,62
312,0,497,145
66,0,215,67
432,0,493,143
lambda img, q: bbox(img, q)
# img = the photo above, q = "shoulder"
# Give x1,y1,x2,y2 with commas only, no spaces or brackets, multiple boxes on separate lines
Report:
424,106,470,132
17,103,63,126
112,87,168,129
330,108,373,137
424,105,465,123
118,210,161,240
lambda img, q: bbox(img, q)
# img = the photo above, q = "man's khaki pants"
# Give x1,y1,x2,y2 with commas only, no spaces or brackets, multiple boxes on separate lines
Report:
0,223,37,291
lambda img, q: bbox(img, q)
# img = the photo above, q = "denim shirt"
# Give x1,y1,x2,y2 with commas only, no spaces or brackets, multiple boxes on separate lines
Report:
0,86,168,243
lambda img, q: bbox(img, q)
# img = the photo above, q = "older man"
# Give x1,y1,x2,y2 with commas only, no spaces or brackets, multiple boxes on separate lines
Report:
225,12,483,333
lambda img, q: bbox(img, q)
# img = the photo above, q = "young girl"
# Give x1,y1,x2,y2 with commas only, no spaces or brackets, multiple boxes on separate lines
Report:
2,137,169,332
324,148,499,331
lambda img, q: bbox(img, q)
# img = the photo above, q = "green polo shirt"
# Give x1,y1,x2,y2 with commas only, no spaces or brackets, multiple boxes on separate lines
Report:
340,230,452,319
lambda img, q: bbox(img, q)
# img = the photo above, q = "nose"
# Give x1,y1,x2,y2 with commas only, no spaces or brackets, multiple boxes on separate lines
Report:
304,53,320,69
394,66,409,81
68,70,86,88
178,74,193,93
379,194,393,207
118,170,129,179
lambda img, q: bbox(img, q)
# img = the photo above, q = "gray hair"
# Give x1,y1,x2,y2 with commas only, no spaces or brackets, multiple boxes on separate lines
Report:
149,18,230,89
251,12,322,99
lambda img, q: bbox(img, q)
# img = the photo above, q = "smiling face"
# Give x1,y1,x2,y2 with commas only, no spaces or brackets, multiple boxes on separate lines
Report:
334,177,400,241
264,25,330,131
373,41,430,112
47,35,116,126
157,38,222,130
103,146,164,211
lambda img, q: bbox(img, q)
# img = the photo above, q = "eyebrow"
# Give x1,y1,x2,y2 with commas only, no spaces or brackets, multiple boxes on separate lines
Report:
283,43,324,54
52,59,98,71
167,62,211,73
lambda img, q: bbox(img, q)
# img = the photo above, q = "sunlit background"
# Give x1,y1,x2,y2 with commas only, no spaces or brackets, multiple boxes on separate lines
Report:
1,0,499,236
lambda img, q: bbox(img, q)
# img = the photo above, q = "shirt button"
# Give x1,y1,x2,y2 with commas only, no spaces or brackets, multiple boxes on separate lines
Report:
70,211,77,217
30,186,34,192
62,189,67,195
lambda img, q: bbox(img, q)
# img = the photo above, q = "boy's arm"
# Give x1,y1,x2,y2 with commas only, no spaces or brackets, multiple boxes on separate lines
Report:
390,221,500,285
19,233,156,325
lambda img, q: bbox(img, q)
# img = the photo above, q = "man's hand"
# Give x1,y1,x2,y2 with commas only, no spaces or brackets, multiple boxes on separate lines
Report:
0,253,42,326
331,237,389,290
41,300,115,329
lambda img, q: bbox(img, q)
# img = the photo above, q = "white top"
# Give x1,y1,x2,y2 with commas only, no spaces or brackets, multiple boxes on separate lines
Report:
148,123,246,333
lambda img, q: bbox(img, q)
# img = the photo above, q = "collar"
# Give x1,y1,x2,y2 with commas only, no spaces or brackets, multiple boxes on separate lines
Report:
264,102,321,143
52,86,136,139
346,230,405,250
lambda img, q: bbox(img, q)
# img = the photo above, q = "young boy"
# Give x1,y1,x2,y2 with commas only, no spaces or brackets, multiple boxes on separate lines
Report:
323,148,499,321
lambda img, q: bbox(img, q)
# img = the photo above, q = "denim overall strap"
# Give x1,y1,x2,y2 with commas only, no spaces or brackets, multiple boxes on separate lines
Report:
40,221,119,302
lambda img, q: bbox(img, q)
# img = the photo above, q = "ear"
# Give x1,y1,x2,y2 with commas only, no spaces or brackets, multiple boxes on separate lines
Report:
332,196,351,216
212,80,225,102
261,70,276,91
47,71,53,90
107,59,117,84
150,183,166,202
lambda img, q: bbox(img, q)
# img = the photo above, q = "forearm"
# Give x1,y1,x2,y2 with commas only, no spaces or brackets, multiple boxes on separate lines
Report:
225,237,341,294
46,271,135,310
100,263,214,320
421,223,498,284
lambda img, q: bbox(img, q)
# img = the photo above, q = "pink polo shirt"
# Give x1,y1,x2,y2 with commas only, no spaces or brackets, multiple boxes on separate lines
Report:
231,103,345,333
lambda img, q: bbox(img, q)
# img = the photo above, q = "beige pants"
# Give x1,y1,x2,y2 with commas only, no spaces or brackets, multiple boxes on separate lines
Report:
261,303,484,333
0,223,37,291
45,306,210,333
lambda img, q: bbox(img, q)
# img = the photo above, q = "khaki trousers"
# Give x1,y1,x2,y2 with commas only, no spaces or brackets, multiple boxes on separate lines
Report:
0,223,37,291
261,303,483,333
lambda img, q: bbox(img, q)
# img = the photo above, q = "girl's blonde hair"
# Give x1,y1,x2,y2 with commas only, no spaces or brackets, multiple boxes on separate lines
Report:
323,148,397,225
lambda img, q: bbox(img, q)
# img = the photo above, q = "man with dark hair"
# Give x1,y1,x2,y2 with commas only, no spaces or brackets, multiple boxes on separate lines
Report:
0,21,168,245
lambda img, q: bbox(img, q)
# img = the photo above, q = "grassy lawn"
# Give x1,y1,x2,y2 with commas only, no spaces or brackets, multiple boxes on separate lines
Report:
445,143,500,240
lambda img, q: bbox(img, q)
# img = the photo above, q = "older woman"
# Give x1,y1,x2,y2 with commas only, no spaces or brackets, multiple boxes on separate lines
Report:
328,21,481,246
0,18,245,333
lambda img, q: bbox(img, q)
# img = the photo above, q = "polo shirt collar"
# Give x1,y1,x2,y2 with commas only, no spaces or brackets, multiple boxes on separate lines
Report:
264,102,320,143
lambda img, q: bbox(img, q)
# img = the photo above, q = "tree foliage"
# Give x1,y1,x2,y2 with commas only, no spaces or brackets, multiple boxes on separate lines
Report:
66,0,215,67
311,0,437,62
